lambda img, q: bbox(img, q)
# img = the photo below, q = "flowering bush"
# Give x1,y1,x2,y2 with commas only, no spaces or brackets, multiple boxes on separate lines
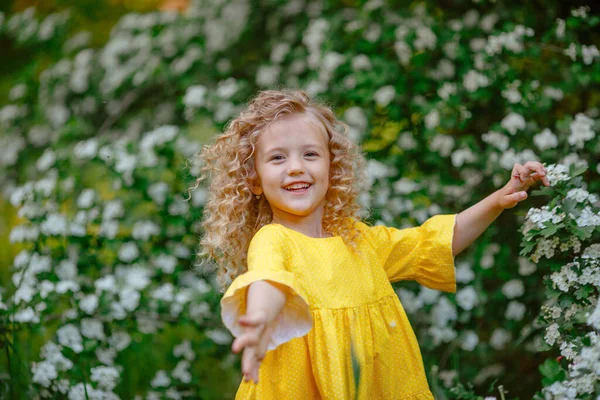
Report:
0,1,599,399
518,164,600,399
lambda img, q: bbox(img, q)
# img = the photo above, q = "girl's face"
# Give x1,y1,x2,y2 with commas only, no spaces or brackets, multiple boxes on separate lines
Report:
252,113,331,225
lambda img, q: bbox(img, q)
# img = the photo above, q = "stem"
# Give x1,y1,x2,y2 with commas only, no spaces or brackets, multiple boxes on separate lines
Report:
498,385,506,400
4,339,13,400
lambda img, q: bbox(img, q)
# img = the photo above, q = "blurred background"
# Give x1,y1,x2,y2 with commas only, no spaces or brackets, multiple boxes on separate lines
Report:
0,0,599,399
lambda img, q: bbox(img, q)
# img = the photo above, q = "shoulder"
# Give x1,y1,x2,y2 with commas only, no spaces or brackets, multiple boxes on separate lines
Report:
249,224,288,250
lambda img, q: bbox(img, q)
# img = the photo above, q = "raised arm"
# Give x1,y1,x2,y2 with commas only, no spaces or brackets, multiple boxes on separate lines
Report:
231,280,286,384
452,161,550,257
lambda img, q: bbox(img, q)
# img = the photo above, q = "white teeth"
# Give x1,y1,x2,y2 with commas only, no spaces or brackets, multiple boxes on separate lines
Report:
285,183,310,190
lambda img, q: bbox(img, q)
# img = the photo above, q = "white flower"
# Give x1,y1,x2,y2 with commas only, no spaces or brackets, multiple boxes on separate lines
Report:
103,200,124,220
36,149,56,171
206,329,232,345
118,242,139,263
76,188,95,209
482,131,509,151
424,109,440,130
437,82,456,100
270,42,290,63
121,266,151,290
480,13,498,32
394,41,412,66
429,134,455,157
455,262,475,283
183,85,207,108
489,328,511,350
172,360,192,383
95,275,116,294
500,112,526,135
461,331,479,351
543,87,563,101
40,213,68,236
132,220,160,241
57,324,83,353
151,370,171,388
456,286,478,311
463,70,489,92
119,287,140,312
173,340,196,361
502,87,521,104
545,164,570,186
431,297,457,327
451,147,476,167
79,294,99,314
568,113,594,148
90,366,120,391
152,253,178,274
518,257,537,276
108,331,131,351
533,128,558,151
414,26,436,51
502,279,525,298
566,188,591,203
12,307,39,323
81,318,105,340
148,182,170,205
41,342,73,371
152,283,175,301
544,323,560,346
255,64,281,87
505,301,526,320
32,361,58,387
397,132,417,150
582,44,599,65
582,244,600,259
351,54,372,71
576,206,600,227
344,106,368,129
374,85,396,107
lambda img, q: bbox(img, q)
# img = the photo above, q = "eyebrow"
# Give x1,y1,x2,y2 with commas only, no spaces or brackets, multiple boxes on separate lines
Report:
262,144,325,155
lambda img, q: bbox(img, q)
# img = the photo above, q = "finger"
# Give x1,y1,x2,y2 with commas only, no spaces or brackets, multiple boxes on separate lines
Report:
499,191,527,209
242,347,256,378
232,333,259,353
239,314,267,327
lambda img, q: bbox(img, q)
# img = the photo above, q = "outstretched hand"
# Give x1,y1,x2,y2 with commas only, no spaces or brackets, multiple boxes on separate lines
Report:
231,311,273,384
498,161,550,209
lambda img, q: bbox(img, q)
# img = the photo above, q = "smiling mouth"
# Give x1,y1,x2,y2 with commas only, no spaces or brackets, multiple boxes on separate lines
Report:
283,183,312,192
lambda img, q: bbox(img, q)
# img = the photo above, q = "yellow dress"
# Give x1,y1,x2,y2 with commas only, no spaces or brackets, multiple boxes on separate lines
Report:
221,214,456,400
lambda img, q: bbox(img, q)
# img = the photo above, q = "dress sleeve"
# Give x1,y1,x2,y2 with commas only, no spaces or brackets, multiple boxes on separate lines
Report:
369,214,457,292
220,225,312,351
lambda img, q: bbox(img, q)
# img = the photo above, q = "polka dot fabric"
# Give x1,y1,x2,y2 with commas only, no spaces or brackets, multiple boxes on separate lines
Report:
221,214,457,399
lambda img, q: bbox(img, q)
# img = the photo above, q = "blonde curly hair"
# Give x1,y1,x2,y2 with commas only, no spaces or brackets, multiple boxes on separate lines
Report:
194,89,367,291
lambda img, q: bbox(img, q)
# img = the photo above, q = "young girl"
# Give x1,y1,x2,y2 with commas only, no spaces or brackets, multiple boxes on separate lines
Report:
196,89,549,399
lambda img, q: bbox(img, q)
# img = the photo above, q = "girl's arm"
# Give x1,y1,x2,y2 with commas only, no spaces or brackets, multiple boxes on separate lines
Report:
452,161,550,257
231,280,286,383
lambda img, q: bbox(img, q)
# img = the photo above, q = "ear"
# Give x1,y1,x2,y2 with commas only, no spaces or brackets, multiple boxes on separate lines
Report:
251,186,263,196
249,179,263,196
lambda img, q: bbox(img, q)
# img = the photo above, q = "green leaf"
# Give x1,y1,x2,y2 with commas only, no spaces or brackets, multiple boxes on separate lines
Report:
540,224,559,237
574,285,594,300
539,358,566,386
570,164,588,178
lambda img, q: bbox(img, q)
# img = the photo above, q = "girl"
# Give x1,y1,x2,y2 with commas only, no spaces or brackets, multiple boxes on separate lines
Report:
196,89,549,399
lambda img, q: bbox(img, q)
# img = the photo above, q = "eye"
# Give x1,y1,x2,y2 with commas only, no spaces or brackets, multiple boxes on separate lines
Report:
305,151,319,157
270,154,285,161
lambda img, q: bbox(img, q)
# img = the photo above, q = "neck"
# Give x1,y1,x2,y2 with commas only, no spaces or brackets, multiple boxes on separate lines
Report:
271,209,330,238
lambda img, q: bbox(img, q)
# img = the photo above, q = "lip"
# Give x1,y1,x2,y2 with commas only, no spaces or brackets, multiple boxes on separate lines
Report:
282,182,312,194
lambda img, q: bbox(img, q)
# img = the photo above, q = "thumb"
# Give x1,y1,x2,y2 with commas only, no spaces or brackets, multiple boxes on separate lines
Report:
500,191,527,209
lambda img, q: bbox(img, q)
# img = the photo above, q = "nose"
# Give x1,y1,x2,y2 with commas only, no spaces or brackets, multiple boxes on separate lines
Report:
287,155,304,175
